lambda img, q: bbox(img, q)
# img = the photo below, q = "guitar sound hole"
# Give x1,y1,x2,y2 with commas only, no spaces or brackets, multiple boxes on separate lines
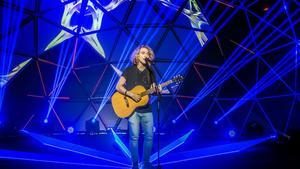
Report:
124,96,129,107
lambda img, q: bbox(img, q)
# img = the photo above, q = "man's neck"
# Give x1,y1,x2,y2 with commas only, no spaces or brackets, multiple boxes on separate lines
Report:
137,63,146,71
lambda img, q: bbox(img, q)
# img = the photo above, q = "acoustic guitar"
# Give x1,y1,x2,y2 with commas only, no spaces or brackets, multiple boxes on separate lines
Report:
111,75,183,118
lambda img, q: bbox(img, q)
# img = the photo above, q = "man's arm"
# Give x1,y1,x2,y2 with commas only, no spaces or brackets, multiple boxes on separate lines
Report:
116,76,141,102
116,76,127,95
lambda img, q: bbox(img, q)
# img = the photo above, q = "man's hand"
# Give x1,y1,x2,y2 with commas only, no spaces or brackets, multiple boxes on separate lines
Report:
128,92,141,102
150,84,162,95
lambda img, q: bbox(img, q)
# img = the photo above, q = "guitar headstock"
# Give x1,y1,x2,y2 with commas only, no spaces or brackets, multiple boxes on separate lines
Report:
172,75,184,84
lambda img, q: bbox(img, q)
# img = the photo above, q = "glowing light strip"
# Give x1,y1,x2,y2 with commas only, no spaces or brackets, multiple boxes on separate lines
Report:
160,0,214,82
194,62,220,68
27,94,44,98
159,136,273,165
258,93,297,100
49,101,66,130
22,113,35,130
46,40,85,122
164,0,243,82
258,55,295,93
216,50,298,123
284,96,297,133
260,41,294,55
38,58,66,68
204,0,214,11
246,0,260,8
22,130,131,166
164,4,237,83
0,1,26,117
282,0,297,40
215,36,225,56
46,41,72,120
150,129,194,162
111,129,131,159
91,64,109,96
207,2,221,18
193,64,206,84
161,30,197,81
178,11,290,119
176,7,299,122
176,98,188,120
244,6,295,41
36,61,47,96
226,74,277,133
0,149,127,168
214,0,235,8
230,39,255,54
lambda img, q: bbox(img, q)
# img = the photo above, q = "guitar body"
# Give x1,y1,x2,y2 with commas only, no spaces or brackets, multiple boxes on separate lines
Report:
112,75,183,118
111,85,149,118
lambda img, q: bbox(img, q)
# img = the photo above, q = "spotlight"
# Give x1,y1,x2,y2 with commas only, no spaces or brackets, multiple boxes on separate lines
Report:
67,126,74,134
214,120,218,125
228,130,236,138
172,120,176,124
85,118,100,133
43,119,48,124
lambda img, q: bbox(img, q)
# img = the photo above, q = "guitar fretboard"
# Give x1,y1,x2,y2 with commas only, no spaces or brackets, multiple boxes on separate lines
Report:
140,79,174,97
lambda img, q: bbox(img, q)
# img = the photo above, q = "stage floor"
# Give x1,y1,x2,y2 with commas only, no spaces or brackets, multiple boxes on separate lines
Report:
0,130,299,169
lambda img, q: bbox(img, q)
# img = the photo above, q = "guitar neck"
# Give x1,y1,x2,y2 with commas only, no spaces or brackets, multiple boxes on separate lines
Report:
140,79,173,97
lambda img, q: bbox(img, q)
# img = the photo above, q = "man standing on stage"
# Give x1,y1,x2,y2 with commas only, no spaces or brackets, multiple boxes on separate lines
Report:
116,45,159,169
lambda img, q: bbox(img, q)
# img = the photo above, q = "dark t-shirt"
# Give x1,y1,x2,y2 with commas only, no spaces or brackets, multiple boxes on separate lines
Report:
122,65,156,113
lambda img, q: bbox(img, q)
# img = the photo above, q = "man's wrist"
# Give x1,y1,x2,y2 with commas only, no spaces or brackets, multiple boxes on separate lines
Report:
126,91,132,97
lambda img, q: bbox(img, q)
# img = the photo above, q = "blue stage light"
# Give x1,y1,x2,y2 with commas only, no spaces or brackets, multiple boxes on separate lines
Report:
21,130,130,166
150,129,194,163
67,126,74,134
111,128,131,159
228,130,236,138
175,2,298,122
44,119,48,124
86,118,99,133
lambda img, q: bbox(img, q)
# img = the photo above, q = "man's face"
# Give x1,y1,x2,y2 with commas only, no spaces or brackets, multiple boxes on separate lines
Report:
138,47,150,65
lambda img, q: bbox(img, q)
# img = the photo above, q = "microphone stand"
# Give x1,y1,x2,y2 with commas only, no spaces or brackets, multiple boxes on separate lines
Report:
146,60,162,169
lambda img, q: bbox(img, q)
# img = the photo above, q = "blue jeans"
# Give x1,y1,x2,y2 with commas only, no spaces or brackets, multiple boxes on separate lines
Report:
128,112,153,165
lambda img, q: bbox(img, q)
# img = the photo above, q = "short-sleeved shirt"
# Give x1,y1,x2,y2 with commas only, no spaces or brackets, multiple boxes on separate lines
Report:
122,65,156,113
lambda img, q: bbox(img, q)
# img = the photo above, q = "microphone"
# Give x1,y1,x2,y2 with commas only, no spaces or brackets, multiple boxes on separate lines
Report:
145,58,155,65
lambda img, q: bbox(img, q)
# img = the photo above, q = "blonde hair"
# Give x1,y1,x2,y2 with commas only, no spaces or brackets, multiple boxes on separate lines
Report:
130,45,155,65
